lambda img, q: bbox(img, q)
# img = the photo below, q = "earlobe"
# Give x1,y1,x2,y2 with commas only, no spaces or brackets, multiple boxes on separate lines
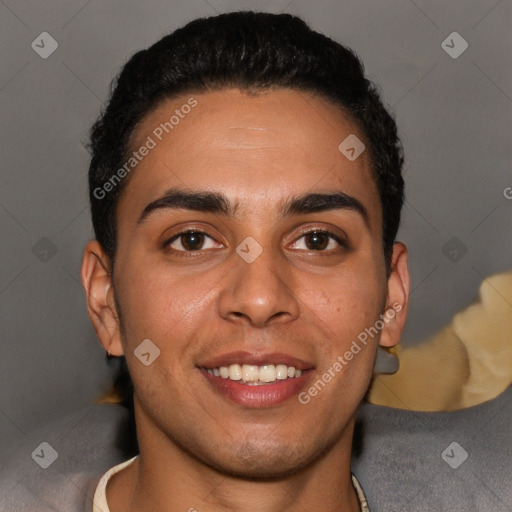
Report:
81,241,124,356
379,242,410,348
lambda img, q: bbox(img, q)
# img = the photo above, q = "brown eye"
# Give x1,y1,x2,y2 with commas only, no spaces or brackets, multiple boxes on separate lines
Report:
291,229,345,252
165,230,219,252
180,232,205,250
304,231,329,251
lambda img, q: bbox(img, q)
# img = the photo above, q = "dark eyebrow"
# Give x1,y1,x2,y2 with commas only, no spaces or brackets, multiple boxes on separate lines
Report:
138,187,369,227
138,188,234,223
279,192,369,227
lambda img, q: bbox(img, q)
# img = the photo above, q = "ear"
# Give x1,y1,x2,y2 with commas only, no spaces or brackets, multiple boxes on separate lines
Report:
379,241,410,348
81,240,124,356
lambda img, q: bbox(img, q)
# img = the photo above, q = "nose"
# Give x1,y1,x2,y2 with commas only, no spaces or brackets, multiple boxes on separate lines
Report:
217,245,300,328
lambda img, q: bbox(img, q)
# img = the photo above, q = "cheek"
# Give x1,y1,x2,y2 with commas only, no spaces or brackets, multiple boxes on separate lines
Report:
114,259,211,346
300,269,384,343
114,265,212,393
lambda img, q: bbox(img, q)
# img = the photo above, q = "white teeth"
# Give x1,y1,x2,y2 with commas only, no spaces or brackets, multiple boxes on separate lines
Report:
228,363,242,381
259,365,276,383
242,365,259,382
206,363,305,383
276,364,288,380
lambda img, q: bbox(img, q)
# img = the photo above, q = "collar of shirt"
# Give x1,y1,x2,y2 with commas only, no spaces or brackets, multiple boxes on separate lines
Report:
93,456,370,512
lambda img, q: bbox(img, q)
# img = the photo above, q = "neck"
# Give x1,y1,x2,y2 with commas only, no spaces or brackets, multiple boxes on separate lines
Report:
107,403,361,512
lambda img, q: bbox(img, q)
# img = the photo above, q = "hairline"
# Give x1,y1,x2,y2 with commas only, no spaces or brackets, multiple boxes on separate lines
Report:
107,84,384,269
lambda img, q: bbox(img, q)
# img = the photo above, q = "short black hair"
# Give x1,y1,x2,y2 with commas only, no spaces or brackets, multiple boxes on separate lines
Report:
88,10,404,273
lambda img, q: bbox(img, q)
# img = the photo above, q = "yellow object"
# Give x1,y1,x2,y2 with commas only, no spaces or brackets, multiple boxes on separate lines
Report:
369,271,512,411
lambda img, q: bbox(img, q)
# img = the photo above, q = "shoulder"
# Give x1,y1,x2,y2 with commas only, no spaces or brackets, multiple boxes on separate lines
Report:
0,403,130,512
353,384,512,511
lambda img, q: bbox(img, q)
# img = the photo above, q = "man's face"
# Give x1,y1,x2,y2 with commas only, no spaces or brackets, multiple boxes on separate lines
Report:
104,88,395,477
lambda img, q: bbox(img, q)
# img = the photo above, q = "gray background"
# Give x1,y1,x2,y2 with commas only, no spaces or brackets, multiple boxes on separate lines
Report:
0,0,510,458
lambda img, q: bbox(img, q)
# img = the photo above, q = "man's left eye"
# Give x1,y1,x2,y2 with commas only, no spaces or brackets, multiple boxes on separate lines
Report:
291,230,345,251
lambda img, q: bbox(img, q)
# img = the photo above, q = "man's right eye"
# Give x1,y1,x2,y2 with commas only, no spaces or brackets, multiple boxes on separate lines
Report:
164,230,221,253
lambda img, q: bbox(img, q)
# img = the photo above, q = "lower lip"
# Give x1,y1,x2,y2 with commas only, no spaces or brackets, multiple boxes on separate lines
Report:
199,368,314,408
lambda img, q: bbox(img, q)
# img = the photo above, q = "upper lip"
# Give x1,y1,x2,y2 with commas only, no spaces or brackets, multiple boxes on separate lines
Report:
197,351,314,371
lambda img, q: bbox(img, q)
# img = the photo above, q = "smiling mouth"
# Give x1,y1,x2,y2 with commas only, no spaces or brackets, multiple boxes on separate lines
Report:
200,363,306,385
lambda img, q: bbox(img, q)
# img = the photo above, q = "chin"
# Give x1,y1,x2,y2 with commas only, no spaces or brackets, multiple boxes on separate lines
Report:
201,439,323,481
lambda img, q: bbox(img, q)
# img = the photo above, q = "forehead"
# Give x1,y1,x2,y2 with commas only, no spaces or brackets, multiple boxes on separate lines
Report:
120,88,381,227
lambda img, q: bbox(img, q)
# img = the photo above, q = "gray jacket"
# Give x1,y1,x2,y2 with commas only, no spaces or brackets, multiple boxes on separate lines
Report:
1,385,511,511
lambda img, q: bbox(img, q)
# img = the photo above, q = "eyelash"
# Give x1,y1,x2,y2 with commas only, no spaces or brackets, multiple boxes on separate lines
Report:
295,228,349,252
163,228,218,258
163,227,348,257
